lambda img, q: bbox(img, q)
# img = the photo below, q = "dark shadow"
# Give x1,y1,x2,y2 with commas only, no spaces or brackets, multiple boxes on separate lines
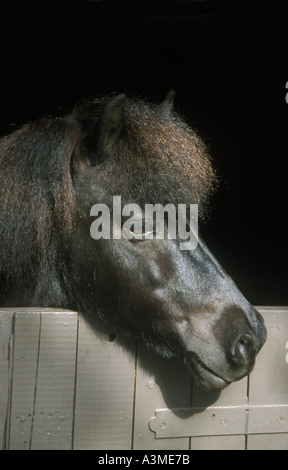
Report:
81,312,221,419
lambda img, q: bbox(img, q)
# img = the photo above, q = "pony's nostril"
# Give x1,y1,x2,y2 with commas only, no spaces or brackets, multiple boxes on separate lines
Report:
232,333,257,368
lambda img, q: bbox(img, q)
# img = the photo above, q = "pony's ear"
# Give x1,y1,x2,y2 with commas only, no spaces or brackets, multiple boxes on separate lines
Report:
159,90,175,117
95,94,126,159
75,94,126,165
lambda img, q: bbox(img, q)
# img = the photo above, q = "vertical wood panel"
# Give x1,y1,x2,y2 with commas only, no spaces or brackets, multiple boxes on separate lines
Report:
190,355,248,449
73,315,136,450
1,307,288,450
190,435,246,450
249,308,288,406
30,311,78,450
247,308,288,449
0,310,14,449
8,312,41,450
133,342,192,450
247,433,288,450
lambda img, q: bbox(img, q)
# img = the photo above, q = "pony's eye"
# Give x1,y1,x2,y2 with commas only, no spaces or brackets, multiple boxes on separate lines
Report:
131,220,149,235
121,219,154,241
129,220,154,239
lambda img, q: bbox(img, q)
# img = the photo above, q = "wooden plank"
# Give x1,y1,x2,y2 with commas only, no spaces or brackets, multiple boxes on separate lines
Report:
133,329,247,449
249,308,288,406
247,308,288,446
8,312,41,450
247,433,288,450
150,404,288,439
30,311,78,450
189,362,248,448
141,345,247,447
73,315,136,450
133,342,192,450
248,405,288,435
1,306,288,450
0,310,14,449
190,435,246,450
149,406,247,439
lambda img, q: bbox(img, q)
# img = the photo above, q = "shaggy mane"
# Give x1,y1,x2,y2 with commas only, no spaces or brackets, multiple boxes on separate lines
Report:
0,94,217,302
0,118,76,296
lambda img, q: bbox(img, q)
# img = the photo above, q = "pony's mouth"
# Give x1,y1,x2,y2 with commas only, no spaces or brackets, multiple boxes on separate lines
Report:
185,351,231,390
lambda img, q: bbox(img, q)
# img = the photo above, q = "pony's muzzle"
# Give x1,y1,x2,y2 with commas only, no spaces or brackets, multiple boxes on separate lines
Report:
183,304,267,389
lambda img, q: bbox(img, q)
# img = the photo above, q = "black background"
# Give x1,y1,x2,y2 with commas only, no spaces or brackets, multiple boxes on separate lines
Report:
0,0,287,305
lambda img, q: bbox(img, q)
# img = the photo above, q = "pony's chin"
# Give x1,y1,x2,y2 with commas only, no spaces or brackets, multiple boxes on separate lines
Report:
185,352,230,390
191,365,230,390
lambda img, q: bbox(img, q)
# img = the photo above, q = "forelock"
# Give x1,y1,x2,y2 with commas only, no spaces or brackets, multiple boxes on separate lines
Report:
115,98,218,219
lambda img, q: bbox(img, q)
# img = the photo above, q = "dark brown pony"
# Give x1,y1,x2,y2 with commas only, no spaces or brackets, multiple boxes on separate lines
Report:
0,93,266,389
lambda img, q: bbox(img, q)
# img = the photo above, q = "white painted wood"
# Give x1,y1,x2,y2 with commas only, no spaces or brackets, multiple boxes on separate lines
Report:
1,307,288,450
246,308,288,449
133,342,192,450
73,315,136,450
0,310,14,449
249,308,288,406
190,435,246,450
149,406,247,438
8,312,41,450
248,405,288,435
30,311,78,450
247,433,288,450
